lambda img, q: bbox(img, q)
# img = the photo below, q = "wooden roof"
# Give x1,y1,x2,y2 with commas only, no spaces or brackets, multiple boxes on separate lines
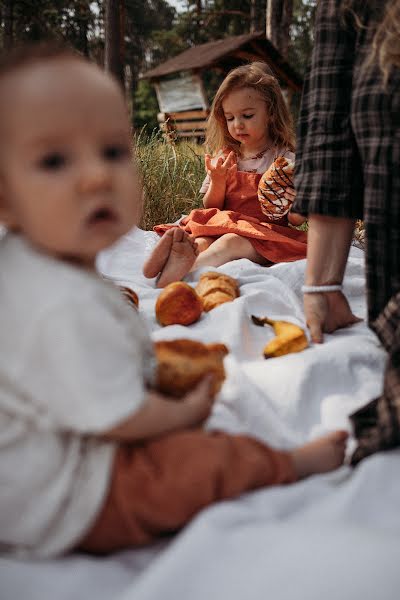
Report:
142,32,302,91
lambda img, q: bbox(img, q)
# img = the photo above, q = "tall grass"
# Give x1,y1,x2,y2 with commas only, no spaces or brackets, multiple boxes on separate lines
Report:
134,129,206,231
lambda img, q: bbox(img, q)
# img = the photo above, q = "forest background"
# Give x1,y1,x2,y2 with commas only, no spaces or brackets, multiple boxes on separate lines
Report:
0,0,319,230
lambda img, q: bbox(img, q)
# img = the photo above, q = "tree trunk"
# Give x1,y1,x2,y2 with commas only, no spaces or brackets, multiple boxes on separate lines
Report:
266,0,293,58
77,0,90,57
105,0,125,88
3,0,14,50
250,0,257,33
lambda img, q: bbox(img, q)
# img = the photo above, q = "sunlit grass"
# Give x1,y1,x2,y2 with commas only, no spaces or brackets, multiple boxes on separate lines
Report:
134,129,205,231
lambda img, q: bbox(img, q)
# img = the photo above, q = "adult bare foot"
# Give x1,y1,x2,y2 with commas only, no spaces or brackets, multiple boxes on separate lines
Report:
145,228,198,288
290,430,348,479
143,228,175,279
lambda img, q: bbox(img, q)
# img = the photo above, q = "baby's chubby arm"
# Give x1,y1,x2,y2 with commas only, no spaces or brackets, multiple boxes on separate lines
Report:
101,376,214,442
202,151,236,209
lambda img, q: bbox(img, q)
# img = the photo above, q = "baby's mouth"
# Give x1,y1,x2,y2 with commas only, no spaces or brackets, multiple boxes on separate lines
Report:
87,206,117,226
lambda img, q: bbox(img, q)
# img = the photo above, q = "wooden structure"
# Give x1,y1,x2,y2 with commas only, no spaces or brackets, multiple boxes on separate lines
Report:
141,32,302,141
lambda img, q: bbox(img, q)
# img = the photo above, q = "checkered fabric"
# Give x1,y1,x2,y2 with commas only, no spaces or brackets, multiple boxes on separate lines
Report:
351,292,400,464
293,0,400,463
293,0,400,324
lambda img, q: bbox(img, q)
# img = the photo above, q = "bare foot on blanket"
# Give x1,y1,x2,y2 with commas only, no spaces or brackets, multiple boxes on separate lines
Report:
143,227,198,288
290,430,348,479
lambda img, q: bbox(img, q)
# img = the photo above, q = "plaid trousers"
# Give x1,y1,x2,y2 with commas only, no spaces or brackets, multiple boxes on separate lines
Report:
351,292,400,464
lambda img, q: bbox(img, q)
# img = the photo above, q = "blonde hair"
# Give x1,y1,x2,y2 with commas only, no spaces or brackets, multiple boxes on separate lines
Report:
205,62,295,156
373,0,400,84
342,0,400,84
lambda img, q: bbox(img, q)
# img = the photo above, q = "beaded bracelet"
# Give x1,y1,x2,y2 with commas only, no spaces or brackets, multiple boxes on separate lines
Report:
301,284,343,293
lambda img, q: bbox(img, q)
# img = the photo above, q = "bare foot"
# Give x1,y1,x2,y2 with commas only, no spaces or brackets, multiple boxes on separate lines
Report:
290,430,348,479
144,228,198,288
143,228,175,279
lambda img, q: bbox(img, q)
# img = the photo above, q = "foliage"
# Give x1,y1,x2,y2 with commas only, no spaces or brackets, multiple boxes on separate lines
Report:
135,130,205,231
174,0,266,46
289,0,317,76
133,80,160,130
0,1,318,136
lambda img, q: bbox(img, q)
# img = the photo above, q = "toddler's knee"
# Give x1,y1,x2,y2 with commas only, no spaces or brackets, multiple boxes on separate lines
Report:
219,233,241,248
196,237,214,252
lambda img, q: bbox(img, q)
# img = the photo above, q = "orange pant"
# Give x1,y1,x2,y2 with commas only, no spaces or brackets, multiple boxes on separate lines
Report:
78,430,297,554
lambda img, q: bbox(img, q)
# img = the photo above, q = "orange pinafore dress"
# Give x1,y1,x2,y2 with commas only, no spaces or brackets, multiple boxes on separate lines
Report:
154,163,307,264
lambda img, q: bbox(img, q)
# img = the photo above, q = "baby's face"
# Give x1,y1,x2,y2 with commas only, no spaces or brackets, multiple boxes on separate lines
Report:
0,58,141,267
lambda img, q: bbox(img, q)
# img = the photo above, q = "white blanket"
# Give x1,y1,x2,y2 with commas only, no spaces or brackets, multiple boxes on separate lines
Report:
2,227,400,600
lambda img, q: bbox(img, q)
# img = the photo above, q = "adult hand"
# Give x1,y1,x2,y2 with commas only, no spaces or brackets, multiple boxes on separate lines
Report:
304,291,362,343
204,151,237,185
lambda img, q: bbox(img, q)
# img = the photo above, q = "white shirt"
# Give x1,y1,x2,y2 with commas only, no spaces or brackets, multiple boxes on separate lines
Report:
0,234,154,557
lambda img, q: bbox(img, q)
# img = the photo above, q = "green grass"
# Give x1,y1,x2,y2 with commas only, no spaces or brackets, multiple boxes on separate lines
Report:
134,129,206,231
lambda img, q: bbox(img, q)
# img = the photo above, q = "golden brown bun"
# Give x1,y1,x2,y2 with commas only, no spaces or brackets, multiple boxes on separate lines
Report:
154,338,229,398
258,156,294,221
195,271,239,312
155,281,203,326
119,286,139,309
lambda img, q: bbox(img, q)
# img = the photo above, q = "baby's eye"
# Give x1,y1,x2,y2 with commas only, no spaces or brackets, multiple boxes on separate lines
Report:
243,114,254,120
103,144,130,161
38,153,67,170
225,116,234,122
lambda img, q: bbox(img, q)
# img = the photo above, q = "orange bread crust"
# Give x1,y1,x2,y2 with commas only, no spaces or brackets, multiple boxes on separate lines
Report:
195,271,239,312
154,338,228,398
155,281,203,326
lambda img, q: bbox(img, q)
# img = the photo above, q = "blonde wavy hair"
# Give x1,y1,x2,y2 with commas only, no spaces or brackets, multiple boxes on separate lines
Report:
342,0,400,84
205,61,295,156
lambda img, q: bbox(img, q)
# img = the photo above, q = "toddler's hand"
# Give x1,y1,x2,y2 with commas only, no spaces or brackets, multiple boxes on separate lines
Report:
205,151,237,185
181,374,215,428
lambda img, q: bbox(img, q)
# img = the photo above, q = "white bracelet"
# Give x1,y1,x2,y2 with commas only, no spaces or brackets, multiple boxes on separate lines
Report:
301,284,343,293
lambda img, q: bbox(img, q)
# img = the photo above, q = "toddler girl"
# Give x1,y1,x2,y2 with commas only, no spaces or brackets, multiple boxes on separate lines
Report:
0,45,347,558
144,62,307,288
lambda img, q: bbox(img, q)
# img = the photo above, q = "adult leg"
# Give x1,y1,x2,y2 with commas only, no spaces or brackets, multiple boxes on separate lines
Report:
77,429,347,554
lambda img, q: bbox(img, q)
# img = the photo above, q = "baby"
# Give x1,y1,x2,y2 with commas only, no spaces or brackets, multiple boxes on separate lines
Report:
0,44,347,558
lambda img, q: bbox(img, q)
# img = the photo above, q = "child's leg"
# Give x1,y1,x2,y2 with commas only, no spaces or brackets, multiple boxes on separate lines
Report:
144,231,267,288
195,236,216,253
77,429,347,554
192,233,269,270
143,228,198,283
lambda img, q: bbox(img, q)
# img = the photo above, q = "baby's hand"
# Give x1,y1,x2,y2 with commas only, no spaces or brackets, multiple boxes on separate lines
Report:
180,374,215,428
205,151,237,185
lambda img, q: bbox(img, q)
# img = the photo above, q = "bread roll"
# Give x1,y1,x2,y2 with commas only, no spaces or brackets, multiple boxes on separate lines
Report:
195,271,239,312
154,338,228,398
155,281,203,326
258,156,294,221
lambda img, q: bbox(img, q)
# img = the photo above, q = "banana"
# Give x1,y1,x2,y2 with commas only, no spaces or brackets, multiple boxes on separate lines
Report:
251,315,308,358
